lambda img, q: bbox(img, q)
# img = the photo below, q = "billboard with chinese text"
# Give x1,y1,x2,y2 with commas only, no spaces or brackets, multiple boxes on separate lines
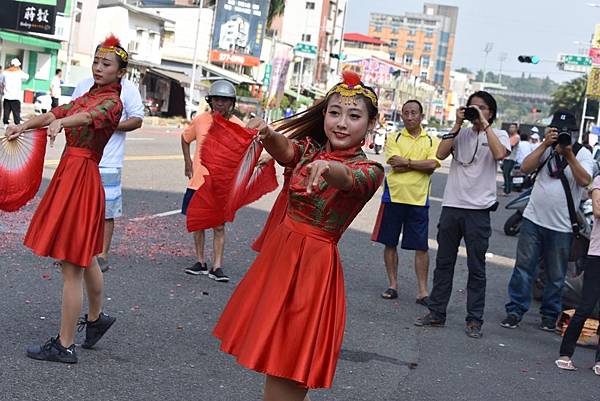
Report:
210,0,269,67
0,0,57,34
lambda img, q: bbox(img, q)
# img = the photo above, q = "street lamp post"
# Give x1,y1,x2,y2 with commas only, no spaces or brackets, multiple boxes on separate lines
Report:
481,42,494,88
188,0,204,120
498,52,507,85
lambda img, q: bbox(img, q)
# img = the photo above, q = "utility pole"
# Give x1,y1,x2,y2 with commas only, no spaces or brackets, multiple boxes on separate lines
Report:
498,52,507,85
189,0,204,120
481,42,494,88
64,0,77,83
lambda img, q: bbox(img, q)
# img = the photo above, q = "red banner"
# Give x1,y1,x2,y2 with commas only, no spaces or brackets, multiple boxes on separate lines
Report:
210,50,260,67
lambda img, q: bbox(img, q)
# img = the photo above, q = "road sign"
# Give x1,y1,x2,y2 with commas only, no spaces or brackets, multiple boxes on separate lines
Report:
594,23,600,49
563,54,592,66
295,42,317,58
586,67,600,98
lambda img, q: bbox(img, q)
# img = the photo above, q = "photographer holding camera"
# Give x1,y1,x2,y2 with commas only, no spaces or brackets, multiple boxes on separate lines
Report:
415,91,510,338
501,111,594,332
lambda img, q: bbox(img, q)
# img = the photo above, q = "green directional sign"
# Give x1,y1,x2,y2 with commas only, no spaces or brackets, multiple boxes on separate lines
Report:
563,54,592,66
262,64,272,86
295,42,317,55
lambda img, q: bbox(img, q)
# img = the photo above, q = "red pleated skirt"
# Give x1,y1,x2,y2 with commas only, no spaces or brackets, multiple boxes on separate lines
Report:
214,216,346,389
251,184,288,252
23,147,105,267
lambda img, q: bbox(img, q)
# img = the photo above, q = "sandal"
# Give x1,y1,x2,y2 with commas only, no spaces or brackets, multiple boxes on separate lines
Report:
381,288,398,299
555,359,576,371
416,296,429,306
593,364,600,376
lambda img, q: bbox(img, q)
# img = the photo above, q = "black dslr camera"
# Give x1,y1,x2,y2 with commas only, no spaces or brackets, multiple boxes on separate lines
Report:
464,106,479,122
549,110,577,148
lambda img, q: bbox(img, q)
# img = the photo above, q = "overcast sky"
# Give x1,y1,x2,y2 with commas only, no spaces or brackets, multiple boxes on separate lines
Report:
346,0,600,83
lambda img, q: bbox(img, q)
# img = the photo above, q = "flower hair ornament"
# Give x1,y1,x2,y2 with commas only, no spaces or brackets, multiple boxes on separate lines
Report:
97,34,129,63
326,70,378,108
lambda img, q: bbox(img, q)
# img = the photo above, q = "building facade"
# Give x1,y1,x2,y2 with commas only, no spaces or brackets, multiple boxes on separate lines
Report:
368,2,457,91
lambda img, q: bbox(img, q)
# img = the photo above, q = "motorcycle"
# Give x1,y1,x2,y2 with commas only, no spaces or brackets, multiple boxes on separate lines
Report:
510,163,532,192
503,187,532,236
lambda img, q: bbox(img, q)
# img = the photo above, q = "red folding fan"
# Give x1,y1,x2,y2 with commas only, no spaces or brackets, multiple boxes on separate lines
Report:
186,114,278,232
0,128,48,211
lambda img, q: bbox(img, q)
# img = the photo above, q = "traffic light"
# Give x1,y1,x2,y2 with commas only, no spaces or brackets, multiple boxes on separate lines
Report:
518,55,540,64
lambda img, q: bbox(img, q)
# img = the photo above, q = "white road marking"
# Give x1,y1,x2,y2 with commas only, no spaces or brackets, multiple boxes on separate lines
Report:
129,209,181,222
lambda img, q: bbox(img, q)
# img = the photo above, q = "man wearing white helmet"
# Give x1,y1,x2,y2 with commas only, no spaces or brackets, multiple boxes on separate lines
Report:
3,58,29,127
181,80,243,282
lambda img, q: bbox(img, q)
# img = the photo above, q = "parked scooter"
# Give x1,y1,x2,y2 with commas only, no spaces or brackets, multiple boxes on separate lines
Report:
510,163,532,192
503,187,532,236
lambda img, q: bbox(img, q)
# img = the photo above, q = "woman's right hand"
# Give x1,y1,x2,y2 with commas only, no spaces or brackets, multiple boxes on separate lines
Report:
456,107,466,125
47,119,64,147
184,159,193,179
246,117,273,141
4,124,25,141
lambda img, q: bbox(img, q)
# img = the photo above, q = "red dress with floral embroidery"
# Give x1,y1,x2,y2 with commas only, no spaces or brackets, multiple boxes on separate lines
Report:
214,137,384,389
23,82,123,267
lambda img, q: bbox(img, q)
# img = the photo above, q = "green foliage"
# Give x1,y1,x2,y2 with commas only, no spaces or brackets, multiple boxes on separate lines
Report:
474,70,559,94
267,0,285,29
550,75,598,122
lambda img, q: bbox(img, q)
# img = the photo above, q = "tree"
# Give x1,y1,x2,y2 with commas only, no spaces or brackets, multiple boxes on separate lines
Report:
551,75,598,123
267,0,285,29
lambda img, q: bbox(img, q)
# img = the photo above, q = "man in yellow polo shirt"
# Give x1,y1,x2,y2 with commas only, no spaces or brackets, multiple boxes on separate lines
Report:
371,100,440,304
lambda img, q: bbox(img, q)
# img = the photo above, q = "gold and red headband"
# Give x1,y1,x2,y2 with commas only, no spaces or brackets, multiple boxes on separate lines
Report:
326,70,378,108
97,34,128,63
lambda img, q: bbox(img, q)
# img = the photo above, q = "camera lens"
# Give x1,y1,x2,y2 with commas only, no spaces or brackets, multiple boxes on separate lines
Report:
464,107,478,122
557,131,572,146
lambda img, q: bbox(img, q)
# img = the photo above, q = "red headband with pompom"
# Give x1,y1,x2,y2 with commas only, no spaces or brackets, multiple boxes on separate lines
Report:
327,69,378,108
98,34,128,63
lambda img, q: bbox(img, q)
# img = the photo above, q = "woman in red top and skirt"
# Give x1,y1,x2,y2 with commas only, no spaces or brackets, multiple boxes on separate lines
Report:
214,71,384,400
5,35,127,364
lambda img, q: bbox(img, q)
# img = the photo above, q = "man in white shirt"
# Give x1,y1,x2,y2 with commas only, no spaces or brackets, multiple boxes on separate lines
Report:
0,66,5,120
71,77,144,271
50,69,62,108
415,91,511,339
501,111,593,332
3,58,29,127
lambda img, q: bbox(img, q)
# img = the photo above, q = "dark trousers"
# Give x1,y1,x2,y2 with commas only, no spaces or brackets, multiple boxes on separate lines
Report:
502,159,516,194
428,207,492,324
3,99,21,125
559,256,600,362
51,97,59,109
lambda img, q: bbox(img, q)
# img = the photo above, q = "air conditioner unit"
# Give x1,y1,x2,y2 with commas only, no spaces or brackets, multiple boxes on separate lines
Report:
128,41,139,54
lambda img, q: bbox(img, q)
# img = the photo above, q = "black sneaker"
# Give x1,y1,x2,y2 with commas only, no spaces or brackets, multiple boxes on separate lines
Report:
26,336,77,364
78,312,116,349
540,318,556,332
500,314,520,329
185,262,208,276
208,268,230,282
465,321,483,338
414,312,445,327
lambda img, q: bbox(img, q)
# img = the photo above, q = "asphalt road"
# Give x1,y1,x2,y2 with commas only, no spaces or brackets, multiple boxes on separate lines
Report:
1,125,598,401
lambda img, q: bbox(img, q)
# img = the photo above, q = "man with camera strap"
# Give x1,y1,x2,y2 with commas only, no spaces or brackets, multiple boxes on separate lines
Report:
501,110,594,332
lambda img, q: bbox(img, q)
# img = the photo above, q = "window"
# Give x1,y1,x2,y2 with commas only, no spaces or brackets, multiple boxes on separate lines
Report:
424,43,432,52
391,24,399,34
425,29,434,38
420,71,428,79
421,55,430,67
306,1,315,9
408,27,416,36
301,34,312,42
389,53,396,61
404,53,413,65
375,24,382,32
390,39,398,48
75,1,82,22
407,40,415,50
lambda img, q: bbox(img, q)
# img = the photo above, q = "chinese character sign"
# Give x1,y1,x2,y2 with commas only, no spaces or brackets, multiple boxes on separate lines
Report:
0,0,57,34
210,0,270,67
587,67,600,98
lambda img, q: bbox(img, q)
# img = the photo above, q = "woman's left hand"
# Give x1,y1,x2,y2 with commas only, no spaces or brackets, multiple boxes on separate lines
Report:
4,124,25,141
305,160,331,194
47,119,63,147
470,104,487,126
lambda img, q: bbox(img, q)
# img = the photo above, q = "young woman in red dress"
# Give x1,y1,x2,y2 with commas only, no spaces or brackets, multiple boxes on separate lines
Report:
214,71,384,400
5,35,127,364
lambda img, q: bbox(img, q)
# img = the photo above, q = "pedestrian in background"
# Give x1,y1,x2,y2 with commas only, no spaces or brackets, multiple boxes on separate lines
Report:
415,91,510,339
555,174,600,376
501,123,520,196
2,58,29,128
181,80,243,282
0,66,5,121
70,72,144,272
529,128,541,151
50,68,62,109
372,99,440,304
500,111,593,332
